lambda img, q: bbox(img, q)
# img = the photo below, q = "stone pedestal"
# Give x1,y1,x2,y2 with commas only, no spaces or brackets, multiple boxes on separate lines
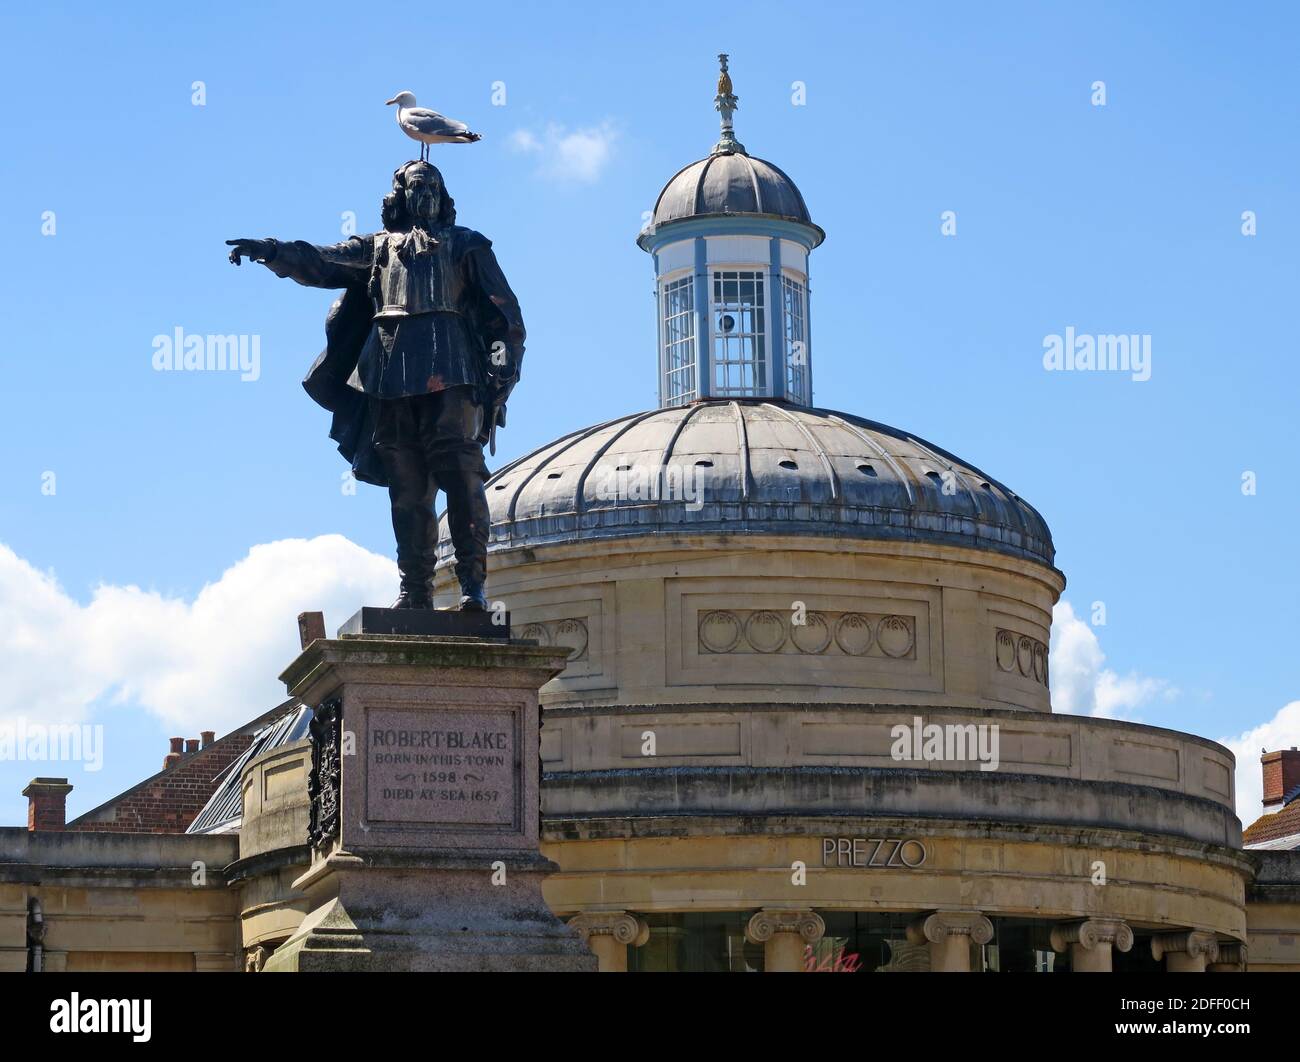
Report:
263,624,595,972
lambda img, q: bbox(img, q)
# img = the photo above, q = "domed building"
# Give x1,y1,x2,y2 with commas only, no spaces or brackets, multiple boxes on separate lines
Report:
424,55,1260,973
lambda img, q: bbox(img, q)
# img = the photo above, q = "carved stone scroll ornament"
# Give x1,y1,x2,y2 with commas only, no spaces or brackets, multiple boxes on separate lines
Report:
906,911,994,947
568,912,651,947
307,694,343,849
1049,918,1134,954
745,908,826,945
1150,930,1221,964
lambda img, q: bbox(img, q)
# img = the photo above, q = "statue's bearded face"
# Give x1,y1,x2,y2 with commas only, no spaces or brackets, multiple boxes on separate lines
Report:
404,167,443,222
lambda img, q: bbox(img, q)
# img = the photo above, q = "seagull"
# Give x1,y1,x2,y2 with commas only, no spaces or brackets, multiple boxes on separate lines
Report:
385,91,482,160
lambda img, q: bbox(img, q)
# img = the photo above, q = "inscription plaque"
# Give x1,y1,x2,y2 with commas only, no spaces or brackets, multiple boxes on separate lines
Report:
366,707,518,828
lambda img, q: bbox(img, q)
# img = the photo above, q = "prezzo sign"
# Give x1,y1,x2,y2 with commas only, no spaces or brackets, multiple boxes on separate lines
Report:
822,837,927,869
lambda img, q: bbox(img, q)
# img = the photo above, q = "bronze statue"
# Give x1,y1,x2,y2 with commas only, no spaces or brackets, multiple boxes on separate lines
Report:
227,160,524,610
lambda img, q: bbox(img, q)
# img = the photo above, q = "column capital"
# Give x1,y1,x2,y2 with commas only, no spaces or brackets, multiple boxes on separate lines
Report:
1208,941,1247,971
745,908,825,945
1049,918,1134,954
906,911,993,947
567,911,650,948
1151,930,1220,964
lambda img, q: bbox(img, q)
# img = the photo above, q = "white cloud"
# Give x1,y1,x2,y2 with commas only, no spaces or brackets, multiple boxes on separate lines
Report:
507,121,617,184
0,537,395,735
1049,600,1174,718
1219,701,1300,823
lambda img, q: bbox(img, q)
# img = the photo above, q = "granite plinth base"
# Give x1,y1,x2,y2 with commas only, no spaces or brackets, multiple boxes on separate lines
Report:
338,606,511,639
262,849,596,973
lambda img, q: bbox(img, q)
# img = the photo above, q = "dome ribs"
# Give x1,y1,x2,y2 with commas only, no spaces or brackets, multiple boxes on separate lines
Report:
459,403,1056,570
573,409,677,517
762,402,839,502
500,416,631,524
729,401,753,503
824,413,915,505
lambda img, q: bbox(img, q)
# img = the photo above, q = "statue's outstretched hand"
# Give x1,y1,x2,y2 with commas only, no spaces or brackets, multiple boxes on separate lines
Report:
226,238,276,266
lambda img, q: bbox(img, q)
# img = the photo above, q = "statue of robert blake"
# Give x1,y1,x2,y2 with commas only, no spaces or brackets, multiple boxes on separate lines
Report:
226,160,523,611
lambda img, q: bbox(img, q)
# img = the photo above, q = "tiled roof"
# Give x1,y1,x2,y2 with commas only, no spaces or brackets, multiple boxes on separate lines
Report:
1243,797,1300,848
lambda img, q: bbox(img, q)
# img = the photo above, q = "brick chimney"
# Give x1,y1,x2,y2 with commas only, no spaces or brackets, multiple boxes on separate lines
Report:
23,778,73,831
1262,747,1300,812
184,738,199,755
201,730,215,748
164,737,184,769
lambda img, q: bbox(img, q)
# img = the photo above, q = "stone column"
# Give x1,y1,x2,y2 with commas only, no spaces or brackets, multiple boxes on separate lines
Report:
1050,918,1133,972
1208,941,1247,973
1152,930,1220,972
567,912,650,972
745,908,825,972
906,911,993,972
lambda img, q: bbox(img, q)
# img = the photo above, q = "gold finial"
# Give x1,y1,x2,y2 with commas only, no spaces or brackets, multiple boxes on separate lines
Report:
712,53,746,155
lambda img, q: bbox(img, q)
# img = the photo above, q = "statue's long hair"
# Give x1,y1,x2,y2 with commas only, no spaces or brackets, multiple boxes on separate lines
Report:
381,161,457,231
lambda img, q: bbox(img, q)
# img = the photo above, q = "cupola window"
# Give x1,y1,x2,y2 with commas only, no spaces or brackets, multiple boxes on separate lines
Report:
712,270,767,396
782,275,809,405
661,275,697,406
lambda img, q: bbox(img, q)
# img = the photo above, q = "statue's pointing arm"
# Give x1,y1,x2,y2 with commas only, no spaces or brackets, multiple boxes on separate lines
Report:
226,236,374,289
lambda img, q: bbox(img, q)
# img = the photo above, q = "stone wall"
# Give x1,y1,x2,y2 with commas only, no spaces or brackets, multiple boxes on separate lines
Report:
0,828,241,972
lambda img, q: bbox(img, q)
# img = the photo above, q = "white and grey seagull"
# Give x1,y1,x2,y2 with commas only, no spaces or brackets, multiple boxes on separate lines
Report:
385,91,482,160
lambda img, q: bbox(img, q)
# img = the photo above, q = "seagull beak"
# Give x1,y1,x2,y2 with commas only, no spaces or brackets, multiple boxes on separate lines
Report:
385,97,399,106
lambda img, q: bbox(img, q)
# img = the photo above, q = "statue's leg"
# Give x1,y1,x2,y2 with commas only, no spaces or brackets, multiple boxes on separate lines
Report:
373,397,436,608
422,387,490,611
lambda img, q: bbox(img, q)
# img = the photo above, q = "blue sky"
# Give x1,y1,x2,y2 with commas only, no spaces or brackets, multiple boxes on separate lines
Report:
1,1,1297,825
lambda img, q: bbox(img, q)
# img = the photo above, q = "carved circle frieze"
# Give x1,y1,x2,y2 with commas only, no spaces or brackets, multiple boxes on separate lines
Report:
520,622,550,646
877,616,914,658
553,618,589,661
994,629,1049,687
790,611,832,654
699,610,742,654
744,610,787,653
995,629,1017,672
1017,636,1035,677
833,613,874,656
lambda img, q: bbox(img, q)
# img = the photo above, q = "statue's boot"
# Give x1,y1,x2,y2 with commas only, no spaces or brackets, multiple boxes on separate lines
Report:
443,469,490,611
386,450,437,610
